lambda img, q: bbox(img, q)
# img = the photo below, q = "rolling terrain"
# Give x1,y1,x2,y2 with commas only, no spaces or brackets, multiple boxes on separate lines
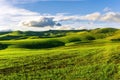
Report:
0,28,120,80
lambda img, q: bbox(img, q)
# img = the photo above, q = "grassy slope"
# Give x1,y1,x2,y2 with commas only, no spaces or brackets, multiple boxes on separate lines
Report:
0,40,120,80
0,28,120,80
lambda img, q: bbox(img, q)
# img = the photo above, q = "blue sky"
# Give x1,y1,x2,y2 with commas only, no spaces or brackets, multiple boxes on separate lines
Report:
15,0,120,15
0,0,120,31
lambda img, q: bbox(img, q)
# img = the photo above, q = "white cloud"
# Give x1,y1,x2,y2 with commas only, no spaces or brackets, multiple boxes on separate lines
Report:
0,6,39,17
54,12,101,21
0,0,41,30
54,12,120,23
81,12,101,21
53,25,86,30
103,7,112,12
54,25,74,30
100,12,120,23
20,17,61,27
75,26,86,30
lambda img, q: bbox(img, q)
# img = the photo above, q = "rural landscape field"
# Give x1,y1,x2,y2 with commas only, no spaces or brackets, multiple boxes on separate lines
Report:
0,0,120,80
0,28,120,80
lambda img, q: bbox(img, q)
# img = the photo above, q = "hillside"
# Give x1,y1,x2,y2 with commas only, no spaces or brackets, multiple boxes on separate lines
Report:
0,28,120,80
0,29,87,40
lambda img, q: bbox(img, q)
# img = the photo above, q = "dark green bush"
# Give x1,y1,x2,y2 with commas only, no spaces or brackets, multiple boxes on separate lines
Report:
111,38,120,41
13,39,65,49
79,32,95,41
84,35,95,40
0,43,8,50
68,37,81,42
0,35,21,40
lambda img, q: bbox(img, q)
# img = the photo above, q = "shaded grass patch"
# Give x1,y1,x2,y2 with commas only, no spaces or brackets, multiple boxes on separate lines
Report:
10,39,65,49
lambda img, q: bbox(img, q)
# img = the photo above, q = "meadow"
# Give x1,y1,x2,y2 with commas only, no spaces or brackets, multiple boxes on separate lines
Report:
0,28,120,80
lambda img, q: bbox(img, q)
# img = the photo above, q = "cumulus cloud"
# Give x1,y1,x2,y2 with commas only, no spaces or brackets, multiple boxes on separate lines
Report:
83,12,120,23
81,12,101,21
0,0,41,30
100,12,120,23
54,12,101,21
20,17,61,27
54,15,79,21
54,12,120,23
0,0,39,19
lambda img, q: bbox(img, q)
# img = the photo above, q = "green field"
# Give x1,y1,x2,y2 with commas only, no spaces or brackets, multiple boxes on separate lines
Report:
0,28,120,80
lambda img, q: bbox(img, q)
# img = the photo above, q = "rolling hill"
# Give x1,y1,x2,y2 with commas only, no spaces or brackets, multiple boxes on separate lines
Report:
0,28,120,80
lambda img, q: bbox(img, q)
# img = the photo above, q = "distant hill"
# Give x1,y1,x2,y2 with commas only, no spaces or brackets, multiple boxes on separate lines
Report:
0,28,120,41
0,29,87,40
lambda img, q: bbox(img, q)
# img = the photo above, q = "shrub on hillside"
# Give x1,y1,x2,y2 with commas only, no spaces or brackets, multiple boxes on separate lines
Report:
0,35,21,40
84,35,95,40
0,43,8,50
79,32,96,41
106,34,120,41
110,36,120,41
111,38,120,41
68,37,81,42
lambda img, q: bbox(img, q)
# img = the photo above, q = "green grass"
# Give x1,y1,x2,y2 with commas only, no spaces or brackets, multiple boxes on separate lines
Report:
0,28,120,80
9,39,65,49
0,40,120,80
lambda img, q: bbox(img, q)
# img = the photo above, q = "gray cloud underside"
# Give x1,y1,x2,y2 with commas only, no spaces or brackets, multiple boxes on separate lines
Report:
21,17,61,27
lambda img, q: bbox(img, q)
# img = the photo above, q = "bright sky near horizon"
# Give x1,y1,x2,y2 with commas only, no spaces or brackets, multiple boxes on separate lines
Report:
0,0,120,31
